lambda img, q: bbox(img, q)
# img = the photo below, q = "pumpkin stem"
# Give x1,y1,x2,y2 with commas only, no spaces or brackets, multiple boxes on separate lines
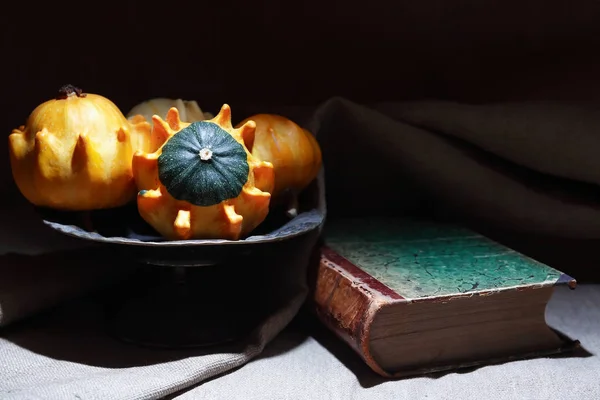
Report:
56,84,87,99
199,148,213,161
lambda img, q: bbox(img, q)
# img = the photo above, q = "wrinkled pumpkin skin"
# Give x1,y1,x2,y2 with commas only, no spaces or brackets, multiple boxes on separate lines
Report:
133,104,275,241
8,86,151,210
235,114,322,200
127,97,214,123
126,98,213,156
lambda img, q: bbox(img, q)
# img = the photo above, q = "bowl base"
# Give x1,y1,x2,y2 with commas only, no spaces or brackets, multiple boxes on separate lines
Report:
106,264,259,349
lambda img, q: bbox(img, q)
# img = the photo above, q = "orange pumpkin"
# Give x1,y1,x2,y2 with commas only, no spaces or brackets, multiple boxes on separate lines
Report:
235,114,322,201
8,85,151,210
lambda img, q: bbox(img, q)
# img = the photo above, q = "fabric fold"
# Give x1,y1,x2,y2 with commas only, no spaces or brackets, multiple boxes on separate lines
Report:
310,97,600,238
376,100,600,186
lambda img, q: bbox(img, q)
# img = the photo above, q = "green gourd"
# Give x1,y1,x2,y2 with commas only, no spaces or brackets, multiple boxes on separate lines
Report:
158,121,250,206
132,104,275,241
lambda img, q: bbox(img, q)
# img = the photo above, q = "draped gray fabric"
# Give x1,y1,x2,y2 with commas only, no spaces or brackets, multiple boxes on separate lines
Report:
1,98,599,399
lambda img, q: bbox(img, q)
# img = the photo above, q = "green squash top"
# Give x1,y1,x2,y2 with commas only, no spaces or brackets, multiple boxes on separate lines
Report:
158,121,250,207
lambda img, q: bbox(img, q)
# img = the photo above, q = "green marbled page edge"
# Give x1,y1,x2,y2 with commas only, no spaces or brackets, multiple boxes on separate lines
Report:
324,217,568,300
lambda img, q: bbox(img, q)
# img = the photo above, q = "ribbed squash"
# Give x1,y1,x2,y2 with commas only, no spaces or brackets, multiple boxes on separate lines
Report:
8,85,151,210
127,97,213,123
132,104,275,240
127,98,214,156
235,114,322,204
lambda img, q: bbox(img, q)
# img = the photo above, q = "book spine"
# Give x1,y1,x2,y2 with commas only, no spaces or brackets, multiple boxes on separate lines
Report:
311,247,394,377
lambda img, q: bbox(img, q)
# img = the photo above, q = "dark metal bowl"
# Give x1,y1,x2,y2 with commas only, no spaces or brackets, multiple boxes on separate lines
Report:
36,176,326,266
34,176,326,348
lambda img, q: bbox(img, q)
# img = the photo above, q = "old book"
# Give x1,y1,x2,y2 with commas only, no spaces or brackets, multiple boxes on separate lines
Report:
311,217,579,378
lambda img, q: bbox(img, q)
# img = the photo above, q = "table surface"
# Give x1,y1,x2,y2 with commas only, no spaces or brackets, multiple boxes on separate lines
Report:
1,201,599,400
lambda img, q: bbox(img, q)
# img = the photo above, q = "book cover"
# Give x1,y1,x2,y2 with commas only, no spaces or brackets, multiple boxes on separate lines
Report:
312,217,578,377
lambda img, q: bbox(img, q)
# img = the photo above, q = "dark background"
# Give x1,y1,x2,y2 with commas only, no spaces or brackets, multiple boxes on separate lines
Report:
2,0,600,183
1,0,600,280
2,1,600,119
